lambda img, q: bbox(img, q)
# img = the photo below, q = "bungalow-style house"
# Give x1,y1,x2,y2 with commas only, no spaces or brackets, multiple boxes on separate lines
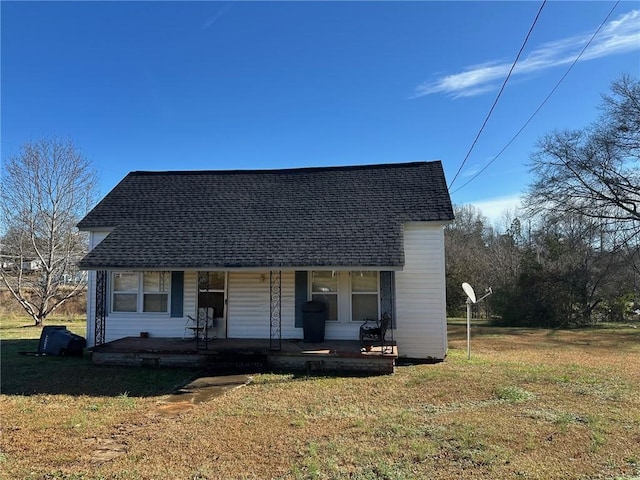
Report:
77,161,454,360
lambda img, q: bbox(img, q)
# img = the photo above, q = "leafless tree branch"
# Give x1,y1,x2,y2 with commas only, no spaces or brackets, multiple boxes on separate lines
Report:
1,137,98,325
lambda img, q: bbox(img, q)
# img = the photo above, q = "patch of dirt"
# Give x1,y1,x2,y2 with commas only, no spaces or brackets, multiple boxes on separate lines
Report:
84,423,142,463
83,375,252,463
155,399,196,416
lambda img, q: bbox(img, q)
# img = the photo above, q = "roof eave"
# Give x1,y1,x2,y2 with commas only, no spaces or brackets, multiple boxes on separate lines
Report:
77,264,405,272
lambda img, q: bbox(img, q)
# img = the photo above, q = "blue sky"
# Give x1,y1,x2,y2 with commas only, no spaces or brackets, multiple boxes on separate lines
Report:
2,1,639,223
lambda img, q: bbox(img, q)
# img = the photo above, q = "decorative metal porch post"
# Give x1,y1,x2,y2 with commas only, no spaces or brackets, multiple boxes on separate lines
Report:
269,270,282,351
94,270,107,346
380,271,395,348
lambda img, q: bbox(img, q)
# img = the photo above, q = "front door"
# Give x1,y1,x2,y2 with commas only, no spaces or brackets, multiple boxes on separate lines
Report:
197,271,227,338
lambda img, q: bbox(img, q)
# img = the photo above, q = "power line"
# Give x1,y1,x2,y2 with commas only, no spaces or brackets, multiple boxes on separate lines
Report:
448,0,547,190
450,0,621,196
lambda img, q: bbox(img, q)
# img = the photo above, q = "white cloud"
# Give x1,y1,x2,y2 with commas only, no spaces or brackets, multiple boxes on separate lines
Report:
469,194,523,226
461,164,481,178
414,10,640,99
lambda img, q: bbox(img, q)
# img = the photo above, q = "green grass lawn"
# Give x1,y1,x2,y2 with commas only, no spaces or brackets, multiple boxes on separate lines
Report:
1,316,198,397
1,315,639,480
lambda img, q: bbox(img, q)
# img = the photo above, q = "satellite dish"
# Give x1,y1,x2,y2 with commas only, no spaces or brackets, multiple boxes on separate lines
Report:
462,282,476,304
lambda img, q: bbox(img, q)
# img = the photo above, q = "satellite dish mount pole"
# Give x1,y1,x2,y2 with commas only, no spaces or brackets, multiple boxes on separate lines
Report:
466,296,473,360
461,282,491,360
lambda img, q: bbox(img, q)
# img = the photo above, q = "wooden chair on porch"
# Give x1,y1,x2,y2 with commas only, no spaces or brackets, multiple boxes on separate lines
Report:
184,307,215,349
359,312,392,353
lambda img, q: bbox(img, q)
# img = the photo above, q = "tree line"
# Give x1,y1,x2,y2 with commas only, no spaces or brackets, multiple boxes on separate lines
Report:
446,75,640,327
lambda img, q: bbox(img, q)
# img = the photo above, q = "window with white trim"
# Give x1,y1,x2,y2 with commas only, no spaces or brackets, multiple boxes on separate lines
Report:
112,271,169,313
309,271,379,322
351,271,379,321
311,271,338,321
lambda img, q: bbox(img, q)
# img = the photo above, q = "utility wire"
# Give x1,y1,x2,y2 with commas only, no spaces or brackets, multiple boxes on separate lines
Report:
450,0,621,196
448,0,547,190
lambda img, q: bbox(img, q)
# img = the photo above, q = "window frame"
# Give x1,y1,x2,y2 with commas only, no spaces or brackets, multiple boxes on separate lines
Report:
310,270,340,322
308,271,380,323
111,271,138,313
350,271,380,322
110,271,171,314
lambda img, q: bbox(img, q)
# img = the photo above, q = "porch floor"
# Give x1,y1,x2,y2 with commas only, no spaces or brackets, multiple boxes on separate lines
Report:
90,337,397,375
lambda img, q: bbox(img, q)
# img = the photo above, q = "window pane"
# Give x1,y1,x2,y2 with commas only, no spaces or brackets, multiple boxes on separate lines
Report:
198,291,224,317
352,294,378,321
143,272,168,292
114,272,137,291
352,271,377,292
143,293,168,312
199,272,225,291
312,294,337,321
312,271,337,292
113,293,137,312
209,272,225,290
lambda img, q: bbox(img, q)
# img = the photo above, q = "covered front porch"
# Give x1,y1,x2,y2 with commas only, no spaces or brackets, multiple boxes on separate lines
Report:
91,337,398,375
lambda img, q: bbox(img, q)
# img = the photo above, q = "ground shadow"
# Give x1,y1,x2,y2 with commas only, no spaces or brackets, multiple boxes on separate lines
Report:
1,339,199,397
1,339,373,397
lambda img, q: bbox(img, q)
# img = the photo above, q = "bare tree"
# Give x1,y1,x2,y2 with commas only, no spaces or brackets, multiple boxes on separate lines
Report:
1,138,98,325
527,75,640,229
526,74,640,307
444,204,493,316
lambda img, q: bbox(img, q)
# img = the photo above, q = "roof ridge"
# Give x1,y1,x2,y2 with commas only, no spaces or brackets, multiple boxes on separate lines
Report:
127,160,441,177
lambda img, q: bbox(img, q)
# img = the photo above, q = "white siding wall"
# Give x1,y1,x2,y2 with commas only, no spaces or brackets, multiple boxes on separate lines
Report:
324,319,363,341
102,314,188,343
86,270,96,346
279,272,297,338
227,272,271,338
394,222,448,359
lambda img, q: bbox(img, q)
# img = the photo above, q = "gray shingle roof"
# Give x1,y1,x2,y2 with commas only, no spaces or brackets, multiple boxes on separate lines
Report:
77,161,453,269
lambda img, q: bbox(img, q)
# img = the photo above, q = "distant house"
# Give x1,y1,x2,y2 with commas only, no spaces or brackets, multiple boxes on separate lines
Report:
21,259,42,272
1,259,15,271
77,162,454,360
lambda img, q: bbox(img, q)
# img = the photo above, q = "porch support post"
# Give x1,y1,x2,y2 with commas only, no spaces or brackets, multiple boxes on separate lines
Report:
269,270,282,351
380,271,395,348
95,270,107,346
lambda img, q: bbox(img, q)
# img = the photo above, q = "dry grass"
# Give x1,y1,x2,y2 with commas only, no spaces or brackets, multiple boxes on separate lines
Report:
1,317,639,480
0,289,86,321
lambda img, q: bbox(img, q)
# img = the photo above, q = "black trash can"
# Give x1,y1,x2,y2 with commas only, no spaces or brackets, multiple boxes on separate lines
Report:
302,300,327,343
37,326,67,355
38,326,86,356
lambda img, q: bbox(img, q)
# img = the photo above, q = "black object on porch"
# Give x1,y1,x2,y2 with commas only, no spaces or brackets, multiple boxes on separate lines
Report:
185,307,215,350
302,300,327,343
359,312,393,353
